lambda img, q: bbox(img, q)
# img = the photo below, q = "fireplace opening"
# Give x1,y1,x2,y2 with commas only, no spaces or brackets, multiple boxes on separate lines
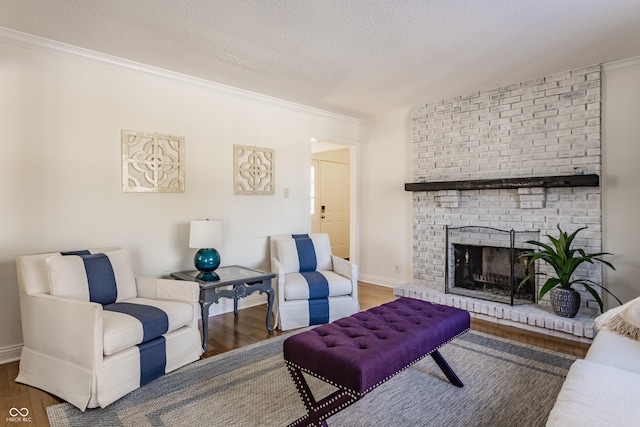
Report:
445,226,539,305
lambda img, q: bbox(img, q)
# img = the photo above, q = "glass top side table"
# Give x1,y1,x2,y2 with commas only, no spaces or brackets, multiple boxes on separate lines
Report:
171,265,275,351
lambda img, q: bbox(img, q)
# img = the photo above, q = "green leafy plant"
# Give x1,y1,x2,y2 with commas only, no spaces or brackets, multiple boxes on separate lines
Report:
519,225,621,313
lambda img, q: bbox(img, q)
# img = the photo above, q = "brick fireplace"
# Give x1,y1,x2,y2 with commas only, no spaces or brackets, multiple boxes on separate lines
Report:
396,65,603,341
445,225,539,305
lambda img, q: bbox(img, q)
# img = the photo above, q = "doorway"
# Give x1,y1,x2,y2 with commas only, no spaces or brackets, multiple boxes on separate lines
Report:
310,140,352,260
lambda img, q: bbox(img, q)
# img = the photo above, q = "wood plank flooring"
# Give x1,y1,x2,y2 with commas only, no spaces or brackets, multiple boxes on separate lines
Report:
0,282,589,427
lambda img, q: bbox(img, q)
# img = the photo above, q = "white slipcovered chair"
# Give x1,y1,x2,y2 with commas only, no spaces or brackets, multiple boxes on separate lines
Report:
269,233,359,331
15,248,203,410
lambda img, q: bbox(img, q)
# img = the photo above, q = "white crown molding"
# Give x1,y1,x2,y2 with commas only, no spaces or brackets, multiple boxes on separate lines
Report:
603,55,640,73
0,26,359,124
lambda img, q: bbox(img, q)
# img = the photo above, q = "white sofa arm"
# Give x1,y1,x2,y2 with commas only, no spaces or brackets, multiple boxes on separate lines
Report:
136,277,199,303
332,255,358,280
136,278,200,331
271,258,286,285
19,293,102,370
585,329,640,375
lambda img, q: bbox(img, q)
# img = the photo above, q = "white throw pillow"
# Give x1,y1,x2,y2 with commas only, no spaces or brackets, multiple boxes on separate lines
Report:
595,296,640,340
277,234,333,273
46,249,137,304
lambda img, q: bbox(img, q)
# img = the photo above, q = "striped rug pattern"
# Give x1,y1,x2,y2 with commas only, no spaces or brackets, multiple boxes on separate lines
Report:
47,330,574,426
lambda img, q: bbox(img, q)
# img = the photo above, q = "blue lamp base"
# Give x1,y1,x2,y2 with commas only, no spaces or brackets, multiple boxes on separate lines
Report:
194,248,221,282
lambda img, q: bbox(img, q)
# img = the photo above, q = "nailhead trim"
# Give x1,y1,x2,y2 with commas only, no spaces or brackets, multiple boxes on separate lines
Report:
286,363,359,426
284,298,470,425
286,328,469,397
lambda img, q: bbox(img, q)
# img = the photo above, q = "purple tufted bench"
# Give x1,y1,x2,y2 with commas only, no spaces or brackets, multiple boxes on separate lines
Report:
283,297,470,426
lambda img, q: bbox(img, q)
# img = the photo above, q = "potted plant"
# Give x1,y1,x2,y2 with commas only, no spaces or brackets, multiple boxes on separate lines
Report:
519,225,620,318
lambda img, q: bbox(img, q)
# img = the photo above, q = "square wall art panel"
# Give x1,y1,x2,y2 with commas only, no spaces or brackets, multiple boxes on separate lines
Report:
233,144,274,195
121,130,185,193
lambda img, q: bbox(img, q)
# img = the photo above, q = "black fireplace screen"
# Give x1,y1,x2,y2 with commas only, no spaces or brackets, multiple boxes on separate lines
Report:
445,226,538,305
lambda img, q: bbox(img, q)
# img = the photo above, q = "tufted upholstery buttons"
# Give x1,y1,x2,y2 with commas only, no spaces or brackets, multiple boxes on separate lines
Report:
284,297,470,395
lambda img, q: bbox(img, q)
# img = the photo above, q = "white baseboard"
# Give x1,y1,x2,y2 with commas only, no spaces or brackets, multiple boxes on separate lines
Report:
201,293,268,319
0,344,22,365
358,274,409,288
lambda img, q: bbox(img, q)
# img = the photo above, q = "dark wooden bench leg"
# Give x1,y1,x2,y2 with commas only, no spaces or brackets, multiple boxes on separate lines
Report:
286,365,359,427
431,349,464,387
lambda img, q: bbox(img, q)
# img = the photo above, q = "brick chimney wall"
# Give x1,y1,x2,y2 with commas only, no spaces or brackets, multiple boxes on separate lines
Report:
411,65,603,312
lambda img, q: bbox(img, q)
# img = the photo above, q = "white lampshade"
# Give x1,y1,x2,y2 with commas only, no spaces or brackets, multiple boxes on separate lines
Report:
189,220,224,249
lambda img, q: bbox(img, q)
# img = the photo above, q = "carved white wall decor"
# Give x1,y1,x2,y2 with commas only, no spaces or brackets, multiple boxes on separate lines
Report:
234,145,274,195
121,130,185,193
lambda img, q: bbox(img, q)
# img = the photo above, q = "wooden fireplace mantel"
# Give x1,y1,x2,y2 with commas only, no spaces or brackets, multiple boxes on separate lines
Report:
404,174,599,192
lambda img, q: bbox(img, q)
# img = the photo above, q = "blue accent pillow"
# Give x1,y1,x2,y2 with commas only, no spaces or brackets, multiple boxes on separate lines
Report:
293,235,318,272
46,249,137,304
277,234,333,273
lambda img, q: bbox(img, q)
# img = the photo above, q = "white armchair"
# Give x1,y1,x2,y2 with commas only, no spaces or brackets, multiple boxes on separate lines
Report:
15,248,203,410
270,234,359,331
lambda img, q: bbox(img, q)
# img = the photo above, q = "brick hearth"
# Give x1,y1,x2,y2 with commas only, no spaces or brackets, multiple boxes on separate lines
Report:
395,284,596,343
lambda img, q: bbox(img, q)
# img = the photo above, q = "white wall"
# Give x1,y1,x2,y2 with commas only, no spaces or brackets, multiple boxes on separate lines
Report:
0,32,358,362
602,56,640,306
358,111,413,286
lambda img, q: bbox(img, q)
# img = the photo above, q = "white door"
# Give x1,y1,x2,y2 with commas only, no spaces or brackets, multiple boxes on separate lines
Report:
319,161,350,258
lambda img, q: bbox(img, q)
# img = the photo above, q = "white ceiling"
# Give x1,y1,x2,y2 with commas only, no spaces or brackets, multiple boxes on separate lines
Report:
2,0,640,119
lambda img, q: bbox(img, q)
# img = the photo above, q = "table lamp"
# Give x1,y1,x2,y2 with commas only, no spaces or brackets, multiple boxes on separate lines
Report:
189,219,224,281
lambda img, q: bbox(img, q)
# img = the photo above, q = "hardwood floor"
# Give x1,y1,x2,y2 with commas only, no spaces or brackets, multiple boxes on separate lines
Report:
0,282,588,426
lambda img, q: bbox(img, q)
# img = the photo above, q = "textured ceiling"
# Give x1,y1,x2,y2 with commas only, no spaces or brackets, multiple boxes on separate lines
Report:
2,0,640,119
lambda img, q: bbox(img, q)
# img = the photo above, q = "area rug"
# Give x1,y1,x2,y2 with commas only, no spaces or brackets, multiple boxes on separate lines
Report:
47,330,575,427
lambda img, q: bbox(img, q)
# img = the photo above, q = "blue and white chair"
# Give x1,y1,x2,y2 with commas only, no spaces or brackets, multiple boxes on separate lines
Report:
15,248,202,410
269,233,359,331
